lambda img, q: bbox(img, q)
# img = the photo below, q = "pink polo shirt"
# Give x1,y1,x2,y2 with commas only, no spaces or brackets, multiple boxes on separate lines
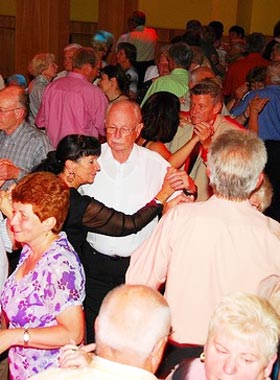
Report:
36,72,108,147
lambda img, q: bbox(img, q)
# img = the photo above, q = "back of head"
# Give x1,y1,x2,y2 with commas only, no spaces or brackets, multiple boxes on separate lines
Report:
72,47,96,70
246,32,266,53
267,61,280,84
168,42,193,70
207,292,280,361
12,172,69,233
189,67,215,88
130,10,146,27
208,129,267,200
92,30,114,49
117,42,137,65
141,91,180,143
64,43,82,52
6,74,27,88
95,284,171,361
185,19,202,34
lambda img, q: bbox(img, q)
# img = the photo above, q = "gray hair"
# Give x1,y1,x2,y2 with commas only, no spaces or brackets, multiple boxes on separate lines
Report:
95,285,171,360
207,292,280,361
28,53,56,77
208,129,267,200
267,61,280,84
64,43,82,52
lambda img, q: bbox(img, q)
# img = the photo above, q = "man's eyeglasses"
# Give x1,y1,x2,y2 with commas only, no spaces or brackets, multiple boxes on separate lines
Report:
105,126,137,136
0,107,22,113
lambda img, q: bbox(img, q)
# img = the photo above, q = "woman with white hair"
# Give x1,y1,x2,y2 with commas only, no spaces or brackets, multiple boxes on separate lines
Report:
28,53,58,126
169,292,280,380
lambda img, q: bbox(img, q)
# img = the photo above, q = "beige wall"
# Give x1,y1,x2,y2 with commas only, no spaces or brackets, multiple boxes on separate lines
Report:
0,0,16,15
0,0,279,35
70,0,98,22
139,0,239,32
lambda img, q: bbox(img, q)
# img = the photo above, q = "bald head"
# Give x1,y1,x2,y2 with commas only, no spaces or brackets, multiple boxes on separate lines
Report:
0,85,28,134
106,99,142,124
95,285,171,368
105,100,143,163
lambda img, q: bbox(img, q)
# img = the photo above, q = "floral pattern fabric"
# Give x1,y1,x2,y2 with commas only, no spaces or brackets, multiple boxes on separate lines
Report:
1,232,85,380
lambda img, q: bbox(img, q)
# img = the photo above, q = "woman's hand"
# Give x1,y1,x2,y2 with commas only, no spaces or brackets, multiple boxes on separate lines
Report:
0,190,13,218
59,343,96,368
163,193,195,214
193,122,214,148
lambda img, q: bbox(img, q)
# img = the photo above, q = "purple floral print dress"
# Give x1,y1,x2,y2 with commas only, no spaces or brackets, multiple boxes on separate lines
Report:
1,232,85,380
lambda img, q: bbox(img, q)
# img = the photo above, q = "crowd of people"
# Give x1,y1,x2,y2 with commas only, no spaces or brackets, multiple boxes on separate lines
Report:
0,9,280,380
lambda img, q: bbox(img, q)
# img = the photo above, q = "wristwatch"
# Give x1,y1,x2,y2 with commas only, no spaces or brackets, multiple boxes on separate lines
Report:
23,328,30,346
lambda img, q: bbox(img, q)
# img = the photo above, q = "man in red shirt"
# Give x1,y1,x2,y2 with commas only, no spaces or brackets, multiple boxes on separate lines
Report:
223,32,269,98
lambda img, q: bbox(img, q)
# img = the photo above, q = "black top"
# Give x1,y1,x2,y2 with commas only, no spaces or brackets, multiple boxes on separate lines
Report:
63,188,163,255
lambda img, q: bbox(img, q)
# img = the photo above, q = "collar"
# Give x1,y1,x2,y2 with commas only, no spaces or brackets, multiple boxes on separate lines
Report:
68,71,88,82
91,356,158,380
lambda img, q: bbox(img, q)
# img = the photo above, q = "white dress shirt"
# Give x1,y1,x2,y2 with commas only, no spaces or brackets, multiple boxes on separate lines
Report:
80,143,171,257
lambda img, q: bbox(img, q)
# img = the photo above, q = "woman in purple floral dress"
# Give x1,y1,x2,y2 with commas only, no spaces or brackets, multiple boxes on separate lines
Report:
0,172,85,380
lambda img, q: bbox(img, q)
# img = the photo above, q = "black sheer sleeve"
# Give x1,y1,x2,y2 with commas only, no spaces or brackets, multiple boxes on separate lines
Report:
81,194,163,236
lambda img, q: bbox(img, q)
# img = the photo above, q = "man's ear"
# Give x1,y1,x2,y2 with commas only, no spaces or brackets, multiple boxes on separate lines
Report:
213,101,222,115
255,172,264,191
150,336,167,373
135,122,143,138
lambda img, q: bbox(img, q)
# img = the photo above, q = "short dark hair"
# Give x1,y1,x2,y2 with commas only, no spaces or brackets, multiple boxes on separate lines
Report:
246,66,267,87
72,47,97,69
246,33,266,53
273,21,280,38
141,92,180,143
229,25,245,39
117,42,137,64
190,78,223,104
168,42,193,70
101,65,129,95
209,20,224,40
130,11,146,26
186,19,202,33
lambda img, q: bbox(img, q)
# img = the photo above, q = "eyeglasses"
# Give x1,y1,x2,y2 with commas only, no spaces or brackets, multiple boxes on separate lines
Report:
105,126,137,136
0,107,22,113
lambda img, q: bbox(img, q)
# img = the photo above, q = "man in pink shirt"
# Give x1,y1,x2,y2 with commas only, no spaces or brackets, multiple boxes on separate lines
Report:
126,129,280,375
36,48,108,147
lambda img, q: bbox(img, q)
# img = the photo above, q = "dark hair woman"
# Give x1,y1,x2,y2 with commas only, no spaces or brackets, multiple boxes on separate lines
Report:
33,134,185,255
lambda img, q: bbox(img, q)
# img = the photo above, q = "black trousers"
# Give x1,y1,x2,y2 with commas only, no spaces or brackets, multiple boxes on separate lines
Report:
81,242,130,343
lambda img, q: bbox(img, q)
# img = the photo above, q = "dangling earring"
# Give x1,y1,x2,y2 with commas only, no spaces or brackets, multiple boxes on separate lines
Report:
67,171,75,184
200,352,205,362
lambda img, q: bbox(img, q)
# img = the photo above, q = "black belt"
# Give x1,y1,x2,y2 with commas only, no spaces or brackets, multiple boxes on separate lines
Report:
91,247,130,261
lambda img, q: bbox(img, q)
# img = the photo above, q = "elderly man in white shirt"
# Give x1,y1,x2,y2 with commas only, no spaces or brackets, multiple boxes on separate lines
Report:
80,100,192,343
